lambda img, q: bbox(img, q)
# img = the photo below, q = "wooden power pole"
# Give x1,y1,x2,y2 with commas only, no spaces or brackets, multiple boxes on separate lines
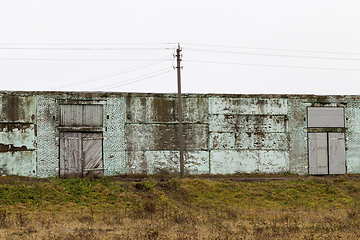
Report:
176,44,185,178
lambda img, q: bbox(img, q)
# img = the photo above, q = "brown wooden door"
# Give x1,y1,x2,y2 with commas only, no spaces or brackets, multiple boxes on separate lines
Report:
59,132,103,178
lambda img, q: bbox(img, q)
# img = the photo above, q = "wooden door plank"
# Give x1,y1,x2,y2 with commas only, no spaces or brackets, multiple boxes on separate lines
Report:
308,132,328,175
82,132,104,177
59,132,82,178
329,132,346,174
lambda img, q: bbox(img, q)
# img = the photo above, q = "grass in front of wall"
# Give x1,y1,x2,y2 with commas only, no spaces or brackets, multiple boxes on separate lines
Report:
0,175,360,239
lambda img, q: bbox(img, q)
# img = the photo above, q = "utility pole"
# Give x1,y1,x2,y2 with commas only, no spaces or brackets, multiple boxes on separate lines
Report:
176,44,185,178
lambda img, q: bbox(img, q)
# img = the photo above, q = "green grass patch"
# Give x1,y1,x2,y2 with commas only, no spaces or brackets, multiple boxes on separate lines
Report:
0,175,360,212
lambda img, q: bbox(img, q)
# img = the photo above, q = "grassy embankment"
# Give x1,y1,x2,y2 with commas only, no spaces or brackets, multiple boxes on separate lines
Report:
1,174,360,239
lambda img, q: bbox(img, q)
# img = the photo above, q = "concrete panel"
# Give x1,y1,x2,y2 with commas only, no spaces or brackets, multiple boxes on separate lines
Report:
0,124,36,151
258,151,289,173
287,98,308,174
210,150,288,174
126,124,209,150
0,95,36,123
127,150,209,174
126,96,208,123
36,94,59,177
103,97,126,175
0,151,36,176
209,98,287,115
210,150,258,174
210,132,287,150
344,102,360,173
209,115,287,133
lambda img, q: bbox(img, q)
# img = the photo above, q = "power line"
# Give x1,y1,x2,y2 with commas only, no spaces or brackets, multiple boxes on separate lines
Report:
106,69,174,90
0,57,173,61
183,43,360,56
97,67,174,90
0,47,173,51
47,56,172,90
0,43,174,45
186,48,360,62
185,59,360,72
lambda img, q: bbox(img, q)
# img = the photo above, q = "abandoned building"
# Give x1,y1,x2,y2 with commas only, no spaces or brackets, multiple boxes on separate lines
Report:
0,91,358,178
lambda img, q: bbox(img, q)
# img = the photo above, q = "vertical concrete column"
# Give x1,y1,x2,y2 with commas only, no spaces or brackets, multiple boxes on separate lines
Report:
287,97,308,174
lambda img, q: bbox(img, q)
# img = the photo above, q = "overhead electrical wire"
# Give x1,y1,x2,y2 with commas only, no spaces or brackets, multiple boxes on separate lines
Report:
185,48,360,62
0,57,173,61
183,43,360,56
102,69,174,90
0,47,173,51
185,59,360,72
97,67,174,90
47,56,172,90
0,43,175,45
2,42,360,92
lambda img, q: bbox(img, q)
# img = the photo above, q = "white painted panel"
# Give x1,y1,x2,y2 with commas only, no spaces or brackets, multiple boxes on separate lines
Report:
307,107,344,128
0,124,36,150
127,150,209,174
210,150,259,174
209,115,287,133
126,97,208,123
210,150,288,174
308,133,328,175
258,151,289,173
209,98,287,115
0,151,36,177
126,123,208,150
329,132,346,174
210,132,287,150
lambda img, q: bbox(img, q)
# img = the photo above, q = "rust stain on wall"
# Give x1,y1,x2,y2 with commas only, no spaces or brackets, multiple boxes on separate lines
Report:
151,97,176,122
0,144,29,151
2,95,21,122
0,95,36,123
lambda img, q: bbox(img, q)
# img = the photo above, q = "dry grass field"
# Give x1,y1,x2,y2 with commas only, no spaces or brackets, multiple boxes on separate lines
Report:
0,174,360,239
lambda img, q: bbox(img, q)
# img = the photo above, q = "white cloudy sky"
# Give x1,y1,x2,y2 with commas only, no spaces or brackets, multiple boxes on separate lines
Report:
1,1,360,95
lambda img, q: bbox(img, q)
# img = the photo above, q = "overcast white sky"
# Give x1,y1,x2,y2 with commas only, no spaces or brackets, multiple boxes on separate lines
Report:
1,1,360,95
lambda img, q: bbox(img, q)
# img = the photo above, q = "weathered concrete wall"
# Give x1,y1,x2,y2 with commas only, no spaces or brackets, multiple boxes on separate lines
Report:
208,97,289,174
287,97,308,174
125,95,209,174
36,93,127,177
345,100,360,173
0,94,36,176
1,91,360,177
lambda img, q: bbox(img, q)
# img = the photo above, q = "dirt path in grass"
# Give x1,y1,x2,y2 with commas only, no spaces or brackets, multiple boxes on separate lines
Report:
1,174,358,184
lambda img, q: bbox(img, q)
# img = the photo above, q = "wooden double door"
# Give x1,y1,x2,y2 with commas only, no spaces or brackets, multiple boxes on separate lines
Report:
308,132,346,175
59,132,104,178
